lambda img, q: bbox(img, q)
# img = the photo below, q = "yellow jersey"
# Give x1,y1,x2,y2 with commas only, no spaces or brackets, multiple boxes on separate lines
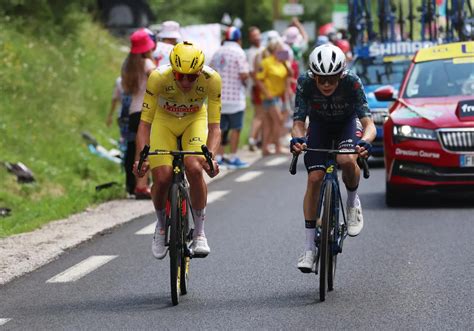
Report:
141,65,222,124
256,55,288,98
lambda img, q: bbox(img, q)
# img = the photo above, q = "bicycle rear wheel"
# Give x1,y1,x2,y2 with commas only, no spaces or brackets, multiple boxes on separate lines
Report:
169,185,183,306
319,183,333,302
180,192,190,295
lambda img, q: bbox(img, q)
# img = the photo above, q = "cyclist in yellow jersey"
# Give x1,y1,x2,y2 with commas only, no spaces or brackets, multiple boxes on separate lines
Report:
134,42,222,259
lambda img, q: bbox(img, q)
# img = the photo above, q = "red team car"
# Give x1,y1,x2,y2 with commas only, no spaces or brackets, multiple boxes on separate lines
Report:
375,41,474,206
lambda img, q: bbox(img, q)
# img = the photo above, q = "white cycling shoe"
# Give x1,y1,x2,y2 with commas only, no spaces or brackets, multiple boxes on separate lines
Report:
151,226,168,259
191,236,210,257
297,250,317,273
347,203,364,237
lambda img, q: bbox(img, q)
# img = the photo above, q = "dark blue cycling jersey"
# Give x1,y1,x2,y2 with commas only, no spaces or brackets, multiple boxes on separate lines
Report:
294,70,371,123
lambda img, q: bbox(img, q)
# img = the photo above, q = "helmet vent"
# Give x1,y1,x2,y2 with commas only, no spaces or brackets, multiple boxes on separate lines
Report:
190,57,196,69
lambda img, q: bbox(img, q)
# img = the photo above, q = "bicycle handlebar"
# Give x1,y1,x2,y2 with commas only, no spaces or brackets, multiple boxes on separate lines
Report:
289,148,370,179
137,144,215,176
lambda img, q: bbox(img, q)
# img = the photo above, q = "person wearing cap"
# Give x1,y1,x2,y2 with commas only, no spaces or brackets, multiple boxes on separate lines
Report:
210,26,250,169
152,20,181,66
120,29,156,199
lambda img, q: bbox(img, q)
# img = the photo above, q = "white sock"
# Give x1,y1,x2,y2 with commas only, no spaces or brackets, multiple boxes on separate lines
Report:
304,220,316,251
305,229,316,251
229,154,237,161
346,187,359,208
192,208,206,238
155,209,166,231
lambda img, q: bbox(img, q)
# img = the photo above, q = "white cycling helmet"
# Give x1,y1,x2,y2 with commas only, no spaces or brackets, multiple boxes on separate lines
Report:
308,44,346,76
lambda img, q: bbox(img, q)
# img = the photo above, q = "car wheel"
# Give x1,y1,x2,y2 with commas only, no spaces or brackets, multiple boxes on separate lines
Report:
386,183,403,207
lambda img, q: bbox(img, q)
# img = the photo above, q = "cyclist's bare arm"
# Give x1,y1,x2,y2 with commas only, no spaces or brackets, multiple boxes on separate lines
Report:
207,123,221,156
291,120,307,154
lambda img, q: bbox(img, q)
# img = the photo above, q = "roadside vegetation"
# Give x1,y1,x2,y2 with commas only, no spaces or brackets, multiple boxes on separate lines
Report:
0,3,256,237
0,8,126,237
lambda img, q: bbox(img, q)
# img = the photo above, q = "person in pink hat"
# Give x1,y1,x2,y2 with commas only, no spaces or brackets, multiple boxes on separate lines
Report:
120,29,156,199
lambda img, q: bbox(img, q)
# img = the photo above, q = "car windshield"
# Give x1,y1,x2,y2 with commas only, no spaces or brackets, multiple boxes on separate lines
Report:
404,58,474,98
352,57,411,85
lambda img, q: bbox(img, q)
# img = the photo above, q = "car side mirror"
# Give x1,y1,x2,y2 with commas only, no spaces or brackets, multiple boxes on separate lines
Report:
374,85,397,102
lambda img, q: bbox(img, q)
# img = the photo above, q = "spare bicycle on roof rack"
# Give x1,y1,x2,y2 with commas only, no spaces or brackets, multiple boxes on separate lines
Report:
346,0,473,158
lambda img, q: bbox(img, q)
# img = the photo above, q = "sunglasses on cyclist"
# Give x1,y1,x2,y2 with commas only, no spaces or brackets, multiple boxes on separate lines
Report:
315,74,341,85
173,71,200,82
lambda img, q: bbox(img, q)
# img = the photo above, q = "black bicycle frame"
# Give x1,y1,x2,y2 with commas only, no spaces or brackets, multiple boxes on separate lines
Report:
315,155,348,256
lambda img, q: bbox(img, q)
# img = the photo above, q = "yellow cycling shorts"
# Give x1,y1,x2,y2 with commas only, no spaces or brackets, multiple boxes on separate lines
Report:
148,112,208,169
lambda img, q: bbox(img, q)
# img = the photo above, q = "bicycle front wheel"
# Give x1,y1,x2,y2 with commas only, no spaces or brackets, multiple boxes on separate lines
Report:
169,184,183,306
319,183,333,302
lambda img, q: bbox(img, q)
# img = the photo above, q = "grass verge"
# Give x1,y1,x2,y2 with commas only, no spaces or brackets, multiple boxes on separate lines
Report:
0,17,126,237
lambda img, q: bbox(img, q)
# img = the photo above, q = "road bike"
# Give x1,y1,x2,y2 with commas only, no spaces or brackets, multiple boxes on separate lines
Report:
138,141,214,306
290,144,370,301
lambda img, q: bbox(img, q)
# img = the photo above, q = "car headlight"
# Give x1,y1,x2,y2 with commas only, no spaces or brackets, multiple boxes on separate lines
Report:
393,125,437,142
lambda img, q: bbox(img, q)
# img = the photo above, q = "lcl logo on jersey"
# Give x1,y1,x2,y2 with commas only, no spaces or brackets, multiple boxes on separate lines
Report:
189,137,203,145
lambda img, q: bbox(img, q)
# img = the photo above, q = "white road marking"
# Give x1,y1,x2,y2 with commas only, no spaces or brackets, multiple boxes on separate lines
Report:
206,190,230,203
265,156,289,166
234,171,263,183
135,222,156,235
46,255,118,283
135,190,230,235
0,319,11,326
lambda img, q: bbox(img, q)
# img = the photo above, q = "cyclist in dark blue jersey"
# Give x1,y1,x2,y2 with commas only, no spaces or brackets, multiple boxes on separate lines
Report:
290,44,376,272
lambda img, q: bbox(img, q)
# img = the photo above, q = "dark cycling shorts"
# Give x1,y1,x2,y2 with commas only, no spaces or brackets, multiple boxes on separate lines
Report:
304,116,363,173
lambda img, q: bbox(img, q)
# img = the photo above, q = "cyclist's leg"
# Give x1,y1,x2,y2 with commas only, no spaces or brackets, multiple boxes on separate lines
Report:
149,121,177,259
336,117,363,236
298,121,329,271
304,120,331,221
182,116,211,255
336,116,361,202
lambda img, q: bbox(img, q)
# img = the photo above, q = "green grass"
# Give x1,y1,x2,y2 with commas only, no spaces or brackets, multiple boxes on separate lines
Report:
0,17,126,237
239,98,254,148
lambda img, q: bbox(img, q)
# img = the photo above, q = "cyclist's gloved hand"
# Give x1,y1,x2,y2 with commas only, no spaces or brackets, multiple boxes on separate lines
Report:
290,137,307,154
356,139,372,158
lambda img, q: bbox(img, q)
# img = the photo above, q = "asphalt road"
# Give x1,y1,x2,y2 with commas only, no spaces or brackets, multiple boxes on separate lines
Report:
1,156,473,330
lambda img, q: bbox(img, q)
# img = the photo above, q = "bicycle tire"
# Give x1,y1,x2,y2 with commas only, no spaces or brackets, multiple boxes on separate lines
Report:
319,183,333,302
328,219,337,291
180,191,190,295
169,184,182,306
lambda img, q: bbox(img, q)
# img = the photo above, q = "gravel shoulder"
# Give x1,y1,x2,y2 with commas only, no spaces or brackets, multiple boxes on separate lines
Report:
0,150,261,285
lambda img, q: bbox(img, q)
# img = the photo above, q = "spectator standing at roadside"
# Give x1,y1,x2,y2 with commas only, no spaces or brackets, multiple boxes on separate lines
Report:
283,18,309,72
106,76,123,128
121,29,156,198
256,39,292,156
152,20,181,66
210,26,250,169
245,26,265,152
105,76,129,154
